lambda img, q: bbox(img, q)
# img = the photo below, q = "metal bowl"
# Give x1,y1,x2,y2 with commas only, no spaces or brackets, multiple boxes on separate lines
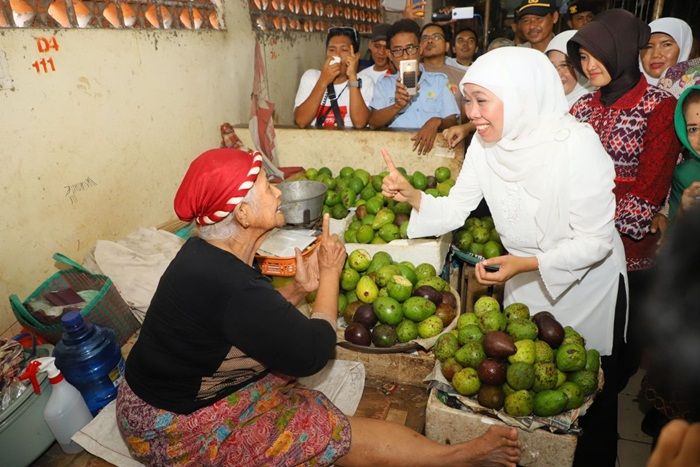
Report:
278,180,328,225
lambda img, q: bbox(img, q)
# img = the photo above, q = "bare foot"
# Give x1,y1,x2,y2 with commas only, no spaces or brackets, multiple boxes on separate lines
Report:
449,425,520,467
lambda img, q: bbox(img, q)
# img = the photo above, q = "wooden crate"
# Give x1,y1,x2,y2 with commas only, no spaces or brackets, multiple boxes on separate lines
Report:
353,375,428,433
335,346,435,387
425,388,577,467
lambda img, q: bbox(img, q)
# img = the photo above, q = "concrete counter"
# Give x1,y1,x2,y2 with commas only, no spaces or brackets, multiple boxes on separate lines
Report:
235,127,467,176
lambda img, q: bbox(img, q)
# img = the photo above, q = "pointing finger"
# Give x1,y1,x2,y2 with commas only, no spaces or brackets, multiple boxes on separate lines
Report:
321,213,330,239
381,148,398,174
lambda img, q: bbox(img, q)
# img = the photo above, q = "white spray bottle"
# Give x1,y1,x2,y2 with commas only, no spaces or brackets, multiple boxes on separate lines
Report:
19,357,94,454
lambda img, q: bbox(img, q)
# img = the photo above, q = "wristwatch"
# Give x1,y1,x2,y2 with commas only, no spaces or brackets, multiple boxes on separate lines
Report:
348,78,362,89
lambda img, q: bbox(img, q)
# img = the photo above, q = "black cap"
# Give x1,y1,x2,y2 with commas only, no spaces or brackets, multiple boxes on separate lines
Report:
515,0,557,20
371,23,390,42
567,0,596,17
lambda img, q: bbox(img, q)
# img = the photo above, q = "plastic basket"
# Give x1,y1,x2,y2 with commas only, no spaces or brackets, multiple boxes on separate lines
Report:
8,253,140,346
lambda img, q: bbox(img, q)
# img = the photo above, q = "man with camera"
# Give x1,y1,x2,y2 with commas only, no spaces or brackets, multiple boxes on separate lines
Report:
368,19,460,155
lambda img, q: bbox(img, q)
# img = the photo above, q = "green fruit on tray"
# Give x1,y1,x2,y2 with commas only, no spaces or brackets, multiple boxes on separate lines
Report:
348,249,371,272
508,340,536,365
504,302,530,321
567,370,598,396
452,367,481,396
474,296,500,317
559,382,585,410
372,323,398,347
418,315,444,338
415,263,437,281
435,166,451,183
458,324,484,345
372,296,403,325
533,389,568,417
355,275,379,303
339,166,354,178
331,203,348,220
506,362,535,390
402,296,437,322
387,275,413,302
556,343,587,372
340,268,360,291
504,389,534,417
434,333,460,361
454,340,486,369
356,225,374,244
457,312,480,330
396,319,419,343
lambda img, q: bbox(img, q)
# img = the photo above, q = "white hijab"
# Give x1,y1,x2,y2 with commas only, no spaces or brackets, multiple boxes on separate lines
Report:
641,17,693,86
545,30,595,108
458,47,580,250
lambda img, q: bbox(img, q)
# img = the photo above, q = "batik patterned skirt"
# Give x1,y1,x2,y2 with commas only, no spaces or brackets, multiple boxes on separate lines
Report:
116,373,352,466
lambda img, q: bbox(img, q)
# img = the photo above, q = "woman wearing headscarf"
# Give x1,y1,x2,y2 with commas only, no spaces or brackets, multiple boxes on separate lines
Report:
116,148,521,466
544,30,594,109
382,46,627,467
568,9,681,395
640,17,693,87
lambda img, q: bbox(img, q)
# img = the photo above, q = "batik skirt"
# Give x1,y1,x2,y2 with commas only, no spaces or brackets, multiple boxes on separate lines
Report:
116,373,352,466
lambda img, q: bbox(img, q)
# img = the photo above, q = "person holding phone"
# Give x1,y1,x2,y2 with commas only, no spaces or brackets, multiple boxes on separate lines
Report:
369,19,460,154
381,47,628,466
294,27,373,129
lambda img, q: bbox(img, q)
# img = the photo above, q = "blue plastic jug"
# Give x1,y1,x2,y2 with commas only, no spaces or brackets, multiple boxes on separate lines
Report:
53,311,125,415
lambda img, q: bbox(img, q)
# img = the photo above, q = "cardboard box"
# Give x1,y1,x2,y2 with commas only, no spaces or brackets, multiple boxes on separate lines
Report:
425,388,578,467
330,216,452,273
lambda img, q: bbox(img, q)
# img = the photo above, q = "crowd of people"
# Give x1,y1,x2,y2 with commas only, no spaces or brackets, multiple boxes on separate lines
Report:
112,2,699,466
289,1,700,464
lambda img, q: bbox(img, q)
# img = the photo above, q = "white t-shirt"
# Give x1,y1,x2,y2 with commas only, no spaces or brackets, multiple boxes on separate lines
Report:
358,66,392,86
294,69,374,128
445,56,470,72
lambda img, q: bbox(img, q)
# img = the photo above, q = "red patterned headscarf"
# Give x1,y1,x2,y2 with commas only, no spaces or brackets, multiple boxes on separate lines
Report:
174,148,263,225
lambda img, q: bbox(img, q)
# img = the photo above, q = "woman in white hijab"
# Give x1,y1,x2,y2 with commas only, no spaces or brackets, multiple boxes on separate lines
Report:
381,47,628,466
545,30,595,108
640,17,693,86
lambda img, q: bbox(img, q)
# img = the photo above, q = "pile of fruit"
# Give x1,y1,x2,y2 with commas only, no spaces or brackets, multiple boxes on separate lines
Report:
339,249,458,348
453,216,504,259
433,296,600,418
303,166,455,244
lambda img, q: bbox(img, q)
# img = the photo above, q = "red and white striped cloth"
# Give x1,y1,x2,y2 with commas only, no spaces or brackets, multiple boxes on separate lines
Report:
174,148,263,225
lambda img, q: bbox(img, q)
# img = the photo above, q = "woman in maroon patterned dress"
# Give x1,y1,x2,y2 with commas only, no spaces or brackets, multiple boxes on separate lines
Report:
116,148,521,466
567,10,680,392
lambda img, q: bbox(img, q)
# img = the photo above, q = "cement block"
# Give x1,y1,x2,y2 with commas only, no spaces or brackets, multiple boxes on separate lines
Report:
425,388,578,467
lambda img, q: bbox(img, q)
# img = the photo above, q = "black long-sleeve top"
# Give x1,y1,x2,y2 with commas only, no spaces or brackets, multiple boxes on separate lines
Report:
125,237,336,414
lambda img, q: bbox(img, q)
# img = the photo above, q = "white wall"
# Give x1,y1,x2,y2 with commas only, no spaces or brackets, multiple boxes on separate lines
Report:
0,0,326,335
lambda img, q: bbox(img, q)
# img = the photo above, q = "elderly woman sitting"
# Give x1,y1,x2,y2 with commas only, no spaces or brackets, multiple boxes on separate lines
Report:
116,148,520,466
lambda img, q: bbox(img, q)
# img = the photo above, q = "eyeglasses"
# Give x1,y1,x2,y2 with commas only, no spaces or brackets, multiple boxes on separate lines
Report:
390,44,419,57
327,27,359,44
420,33,445,42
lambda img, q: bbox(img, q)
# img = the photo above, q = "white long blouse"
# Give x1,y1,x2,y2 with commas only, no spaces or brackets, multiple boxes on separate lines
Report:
407,125,627,355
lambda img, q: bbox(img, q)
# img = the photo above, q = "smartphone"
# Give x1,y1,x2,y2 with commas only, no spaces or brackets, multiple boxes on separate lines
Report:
400,59,418,96
412,0,424,17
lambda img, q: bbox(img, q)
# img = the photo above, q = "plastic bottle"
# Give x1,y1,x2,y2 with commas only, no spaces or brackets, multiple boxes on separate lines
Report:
53,311,125,415
19,357,94,454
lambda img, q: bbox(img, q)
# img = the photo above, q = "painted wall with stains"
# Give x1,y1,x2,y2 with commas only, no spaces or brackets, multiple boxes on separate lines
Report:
0,0,328,335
